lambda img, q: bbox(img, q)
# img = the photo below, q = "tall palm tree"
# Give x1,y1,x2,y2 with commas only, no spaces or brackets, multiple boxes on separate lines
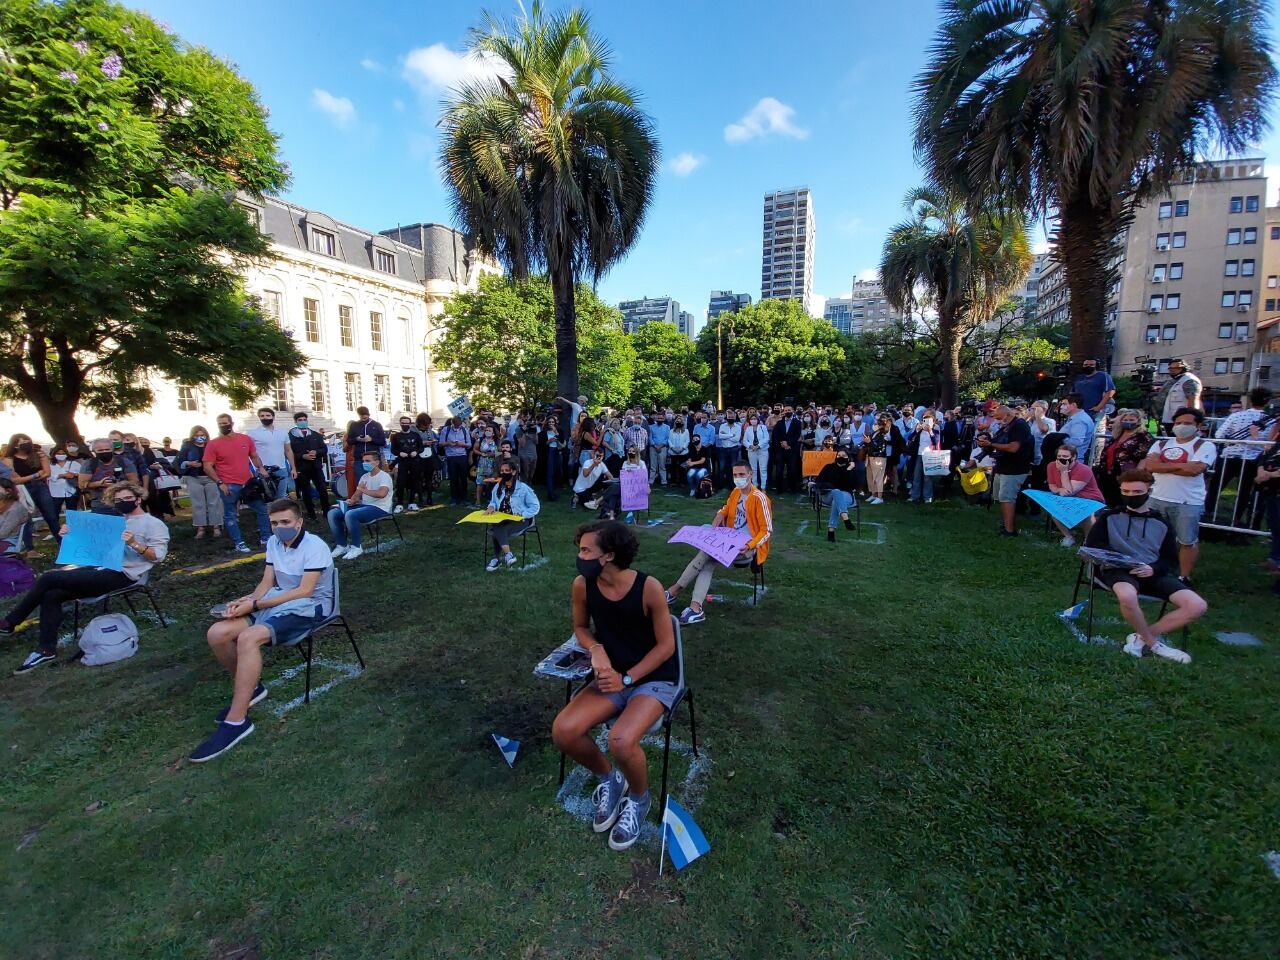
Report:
880,186,1032,408
913,0,1276,364
440,3,658,402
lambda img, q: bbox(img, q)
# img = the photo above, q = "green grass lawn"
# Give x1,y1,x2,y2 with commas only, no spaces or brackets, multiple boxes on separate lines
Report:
3,488,1279,959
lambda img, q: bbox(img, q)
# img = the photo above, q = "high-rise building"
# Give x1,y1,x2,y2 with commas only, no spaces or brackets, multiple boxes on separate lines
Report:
1111,157,1268,408
708,290,752,322
761,187,816,314
823,277,905,335
1017,252,1051,320
618,295,680,334
1248,203,1280,388
677,310,696,339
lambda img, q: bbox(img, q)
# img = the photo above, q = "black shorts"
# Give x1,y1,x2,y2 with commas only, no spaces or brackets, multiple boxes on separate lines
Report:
1096,570,1186,601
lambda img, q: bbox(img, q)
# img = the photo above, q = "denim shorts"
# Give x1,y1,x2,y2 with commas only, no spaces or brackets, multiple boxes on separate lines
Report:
594,679,679,714
250,606,323,647
1149,498,1203,545
992,472,1028,503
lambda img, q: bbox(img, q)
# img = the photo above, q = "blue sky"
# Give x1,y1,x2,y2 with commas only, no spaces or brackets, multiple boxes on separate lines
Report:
141,0,1280,332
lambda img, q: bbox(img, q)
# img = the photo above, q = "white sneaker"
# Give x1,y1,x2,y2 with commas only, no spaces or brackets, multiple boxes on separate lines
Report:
342,547,364,561
394,505,404,514
1060,535,1076,547
1150,639,1191,664
1123,633,1145,658
924,498,933,504
408,503,419,512
331,545,349,559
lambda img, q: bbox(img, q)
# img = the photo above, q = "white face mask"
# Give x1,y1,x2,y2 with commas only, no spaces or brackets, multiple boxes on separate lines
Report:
1172,423,1198,440
733,477,750,489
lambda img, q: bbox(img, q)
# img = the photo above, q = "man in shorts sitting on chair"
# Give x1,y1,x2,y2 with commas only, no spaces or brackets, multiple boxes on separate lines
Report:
189,499,335,762
1082,468,1205,663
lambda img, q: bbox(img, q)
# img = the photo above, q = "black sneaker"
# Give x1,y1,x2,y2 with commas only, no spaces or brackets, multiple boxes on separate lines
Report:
13,649,56,675
843,518,855,531
0,619,15,635
1178,575,1195,591
189,719,255,763
827,528,836,543
998,528,1020,537
214,682,268,722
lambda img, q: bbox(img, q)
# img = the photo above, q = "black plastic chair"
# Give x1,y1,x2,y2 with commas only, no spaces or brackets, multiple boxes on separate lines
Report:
285,569,365,704
478,518,544,568
731,553,767,605
362,513,404,554
1069,559,1188,646
810,482,860,537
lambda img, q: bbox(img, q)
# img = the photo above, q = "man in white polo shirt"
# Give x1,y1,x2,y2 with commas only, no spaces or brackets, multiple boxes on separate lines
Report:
189,498,335,763
1142,406,1216,582
248,407,298,499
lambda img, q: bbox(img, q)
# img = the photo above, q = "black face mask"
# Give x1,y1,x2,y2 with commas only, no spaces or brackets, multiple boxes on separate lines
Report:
836,457,850,466
576,556,604,579
1122,492,1150,510
218,424,232,435
17,442,33,455
260,418,274,428
96,451,114,463
500,473,514,484
114,499,138,514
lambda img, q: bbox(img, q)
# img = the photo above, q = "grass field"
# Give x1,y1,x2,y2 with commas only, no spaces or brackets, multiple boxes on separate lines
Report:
3,486,1279,959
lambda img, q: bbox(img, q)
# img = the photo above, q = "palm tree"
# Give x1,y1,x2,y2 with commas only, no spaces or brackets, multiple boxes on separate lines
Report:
880,186,1032,408
439,2,658,403
913,0,1276,364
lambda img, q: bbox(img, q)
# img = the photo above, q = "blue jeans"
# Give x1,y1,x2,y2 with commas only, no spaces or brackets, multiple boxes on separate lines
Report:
716,448,737,488
545,450,562,500
911,457,933,502
686,467,709,493
827,489,854,528
327,504,388,548
266,465,294,498
21,480,62,550
220,483,270,545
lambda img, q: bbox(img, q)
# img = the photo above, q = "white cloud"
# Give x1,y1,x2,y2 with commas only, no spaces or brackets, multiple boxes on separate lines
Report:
670,152,706,176
403,43,508,95
724,97,809,144
360,58,385,73
311,89,356,129
855,267,879,283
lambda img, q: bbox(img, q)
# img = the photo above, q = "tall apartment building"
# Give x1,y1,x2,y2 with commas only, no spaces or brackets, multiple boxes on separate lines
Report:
1036,257,1069,328
1112,157,1267,408
823,277,905,335
761,187,816,315
708,290,752,322
618,295,681,335
1248,204,1280,388
677,310,696,338
0,196,499,442
1018,252,1051,319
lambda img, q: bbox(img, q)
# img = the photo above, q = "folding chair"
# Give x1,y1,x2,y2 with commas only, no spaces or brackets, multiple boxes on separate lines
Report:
557,614,699,817
287,568,365,704
732,554,767,605
478,517,543,568
1069,559,1188,646
71,580,168,638
810,482,860,537
362,512,404,554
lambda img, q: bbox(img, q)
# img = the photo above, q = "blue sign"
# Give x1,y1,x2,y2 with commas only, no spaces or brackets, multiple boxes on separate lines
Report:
1021,489,1106,530
56,510,126,571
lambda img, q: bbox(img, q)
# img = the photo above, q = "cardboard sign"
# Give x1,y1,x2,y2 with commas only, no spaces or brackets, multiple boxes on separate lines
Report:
447,395,474,419
457,510,522,524
802,450,836,477
1021,489,1106,530
56,510,126,571
620,468,650,511
667,525,751,568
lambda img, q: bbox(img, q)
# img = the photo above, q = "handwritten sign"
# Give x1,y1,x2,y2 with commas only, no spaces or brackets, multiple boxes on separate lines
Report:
620,468,650,511
457,510,523,524
447,395,474,419
802,450,836,477
56,510,126,571
1021,489,1106,530
667,525,751,568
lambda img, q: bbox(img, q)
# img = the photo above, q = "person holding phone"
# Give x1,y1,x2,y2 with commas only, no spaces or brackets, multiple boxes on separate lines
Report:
572,447,613,509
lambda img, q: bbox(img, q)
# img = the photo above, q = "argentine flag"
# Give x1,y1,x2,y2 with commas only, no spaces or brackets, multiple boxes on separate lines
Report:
1058,600,1088,622
661,796,710,871
491,734,519,768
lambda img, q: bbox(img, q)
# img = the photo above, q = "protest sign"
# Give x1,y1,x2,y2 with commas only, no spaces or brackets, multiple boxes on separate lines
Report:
667,525,751,567
56,510,126,571
457,510,522,524
447,395,474,419
802,450,836,477
1021,489,1105,530
620,469,650,511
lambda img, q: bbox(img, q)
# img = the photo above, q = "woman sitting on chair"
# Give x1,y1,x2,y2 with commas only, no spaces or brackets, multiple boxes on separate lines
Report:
552,520,677,852
485,457,541,571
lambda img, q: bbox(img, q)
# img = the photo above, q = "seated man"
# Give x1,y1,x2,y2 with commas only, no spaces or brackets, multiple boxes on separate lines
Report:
663,460,772,625
326,450,393,561
815,449,858,542
552,520,677,852
190,499,335,762
485,457,541,571
1082,468,1205,664
572,447,614,509
5,482,169,674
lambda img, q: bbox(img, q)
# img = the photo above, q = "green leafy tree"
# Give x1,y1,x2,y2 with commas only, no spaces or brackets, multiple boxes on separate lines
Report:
914,0,1277,363
880,186,1032,409
0,0,301,441
628,322,708,409
695,299,849,406
439,2,658,404
437,274,631,413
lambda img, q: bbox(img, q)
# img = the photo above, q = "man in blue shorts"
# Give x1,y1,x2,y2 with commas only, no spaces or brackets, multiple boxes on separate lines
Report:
189,498,335,762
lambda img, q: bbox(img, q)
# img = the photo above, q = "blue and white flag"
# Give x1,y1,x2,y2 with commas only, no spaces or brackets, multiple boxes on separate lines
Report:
1058,600,1088,622
662,796,710,871
491,734,519,768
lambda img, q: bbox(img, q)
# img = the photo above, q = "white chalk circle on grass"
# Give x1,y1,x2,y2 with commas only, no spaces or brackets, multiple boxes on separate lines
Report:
267,655,363,716
556,730,711,848
1215,631,1264,647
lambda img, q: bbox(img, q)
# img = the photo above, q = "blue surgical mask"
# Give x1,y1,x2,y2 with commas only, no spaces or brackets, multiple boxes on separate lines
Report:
362,461,375,473
274,524,302,544
295,420,308,430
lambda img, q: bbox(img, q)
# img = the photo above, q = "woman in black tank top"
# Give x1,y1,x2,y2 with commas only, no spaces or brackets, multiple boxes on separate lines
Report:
552,520,678,852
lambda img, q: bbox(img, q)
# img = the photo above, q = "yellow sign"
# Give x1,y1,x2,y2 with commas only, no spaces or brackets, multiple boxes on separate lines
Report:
457,510,523,525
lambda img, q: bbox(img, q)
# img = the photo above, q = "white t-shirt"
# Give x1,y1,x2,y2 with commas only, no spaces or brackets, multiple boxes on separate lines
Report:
1149,437,1216,505
356,469,394,512
247,425,290,469
48,459,80,497
573,460,611,493
265,530,335,617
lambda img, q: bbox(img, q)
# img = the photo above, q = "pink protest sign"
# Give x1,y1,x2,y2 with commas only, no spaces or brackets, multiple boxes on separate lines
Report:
667,525,751,567
620,468,650,511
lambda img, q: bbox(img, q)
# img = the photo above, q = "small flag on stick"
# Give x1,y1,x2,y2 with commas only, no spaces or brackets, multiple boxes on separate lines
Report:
660,796,710,873
491,734,519,768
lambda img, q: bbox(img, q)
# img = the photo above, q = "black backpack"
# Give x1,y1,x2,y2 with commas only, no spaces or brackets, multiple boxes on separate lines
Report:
696,476,714,499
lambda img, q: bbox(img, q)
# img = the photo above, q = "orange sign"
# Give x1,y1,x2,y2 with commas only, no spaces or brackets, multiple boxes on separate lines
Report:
802,450,836,477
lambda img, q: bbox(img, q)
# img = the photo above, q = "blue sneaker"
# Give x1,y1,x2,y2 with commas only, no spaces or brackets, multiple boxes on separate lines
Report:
591,769,628,833
189,719,255,763
214,683,268,722
608,791,652,851
13,649,56,675
679,606,706,625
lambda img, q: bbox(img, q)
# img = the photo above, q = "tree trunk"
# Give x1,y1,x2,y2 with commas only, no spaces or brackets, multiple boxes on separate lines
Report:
1059,198,1114,366
550,258,579,403
938,311,962,409
32,394,82,447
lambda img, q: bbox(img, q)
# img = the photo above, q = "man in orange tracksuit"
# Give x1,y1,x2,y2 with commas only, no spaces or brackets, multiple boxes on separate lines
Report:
663,459,772,625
